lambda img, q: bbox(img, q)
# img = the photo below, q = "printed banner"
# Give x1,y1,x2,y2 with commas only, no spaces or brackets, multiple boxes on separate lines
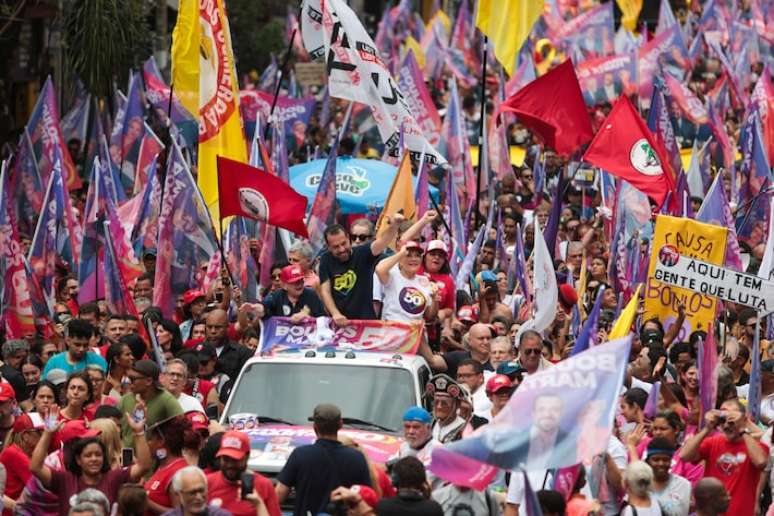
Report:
397,50,442,146
429,337,631,488
654,247,774,310
239,90,316,146
638,26,689,107
552,3,614,58
644,216,728,339
260,317,424,355
576,53,637,106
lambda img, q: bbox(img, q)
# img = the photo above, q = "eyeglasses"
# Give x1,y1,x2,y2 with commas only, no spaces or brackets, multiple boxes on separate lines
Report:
166,372,186,379
433,397,453,407
522,348,542,356
350,234,371,242
181,487,206,497
126,375,147,383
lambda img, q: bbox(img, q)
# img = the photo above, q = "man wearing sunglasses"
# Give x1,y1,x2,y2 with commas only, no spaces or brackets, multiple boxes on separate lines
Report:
426,374,466,444
517,330,552,376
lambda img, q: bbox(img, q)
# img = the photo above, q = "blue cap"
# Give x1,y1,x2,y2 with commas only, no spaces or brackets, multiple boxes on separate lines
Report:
479,270,497,283
402,406,432,424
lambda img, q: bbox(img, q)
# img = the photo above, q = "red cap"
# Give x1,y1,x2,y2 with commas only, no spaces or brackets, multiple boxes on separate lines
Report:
0,383,16,402
183,289,206,305
184,337,205,350
457,305,478,323
351,484,378,508
186,411,209,433
558,284,578,313
59,420,101,444
486,374,514,394
216,431,251,460
280,264,305,284
12,413,44,433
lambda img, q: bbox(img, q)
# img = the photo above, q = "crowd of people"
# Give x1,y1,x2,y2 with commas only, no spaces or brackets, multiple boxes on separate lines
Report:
0,0,773,512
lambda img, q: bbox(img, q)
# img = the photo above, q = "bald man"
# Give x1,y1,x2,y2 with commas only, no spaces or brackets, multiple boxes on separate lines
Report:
204,309,254,380
693,478,730,516
420,323,494,378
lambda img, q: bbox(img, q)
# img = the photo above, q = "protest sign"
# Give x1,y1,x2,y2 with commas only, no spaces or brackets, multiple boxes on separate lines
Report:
644,216,727,338
260,317,424,355
429,336,631,487
294,61,326,87
653,247,774,310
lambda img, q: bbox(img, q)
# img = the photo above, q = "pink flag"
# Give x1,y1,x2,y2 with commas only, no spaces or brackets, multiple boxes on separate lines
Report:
698,329,718,427
397,50,442,147
663,74,709,125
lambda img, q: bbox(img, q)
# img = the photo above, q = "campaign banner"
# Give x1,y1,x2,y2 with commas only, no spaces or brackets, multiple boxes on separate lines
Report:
239,90,316,145
644,216,728,340
663,73,708,124
576,53,637,106
654,247,774,310
552,3,614,58
429,337,631,487
638,26,689,107
260,317,423,355
397,50,442,146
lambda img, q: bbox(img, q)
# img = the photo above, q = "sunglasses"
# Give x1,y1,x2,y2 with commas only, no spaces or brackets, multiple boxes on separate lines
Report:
522,348,542,356
350,234,371,242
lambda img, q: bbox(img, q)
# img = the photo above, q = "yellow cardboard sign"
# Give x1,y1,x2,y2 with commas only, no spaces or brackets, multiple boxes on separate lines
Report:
644,215,728,337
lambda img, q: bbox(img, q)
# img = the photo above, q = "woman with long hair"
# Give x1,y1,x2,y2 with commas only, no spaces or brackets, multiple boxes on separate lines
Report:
419,240,456,350
30,405,152,515
88,418,123,470
30,382,58,416
21,356,44,396
105,341,134,399
59,372,93,423
156,320,184,357
144,415,200,514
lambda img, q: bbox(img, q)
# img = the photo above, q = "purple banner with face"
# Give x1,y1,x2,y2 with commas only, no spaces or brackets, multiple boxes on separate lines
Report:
638,26,690,108
576,53,638,107
240,91,316,148
397,50,442,147
552,3,614,58
429,337,631,489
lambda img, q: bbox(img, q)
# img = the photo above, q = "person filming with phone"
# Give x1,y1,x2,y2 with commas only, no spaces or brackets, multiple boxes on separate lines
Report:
680,398,768,516
205,430,279,516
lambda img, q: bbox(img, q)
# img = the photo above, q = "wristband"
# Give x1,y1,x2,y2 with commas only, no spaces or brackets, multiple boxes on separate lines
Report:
133,431,145,437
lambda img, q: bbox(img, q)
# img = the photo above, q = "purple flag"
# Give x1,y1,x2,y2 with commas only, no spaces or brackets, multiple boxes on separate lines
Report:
697,332,718,428
572,286,605,355
109,71,145,190
648,76,683,179
644,381,660,419
447,173,467,277
697,173,744,271
307,138,339,253
224,218,260,303
439,79,475,203
142,57,197,147
10,131,44,238
397,50,442,147
749,326,762,423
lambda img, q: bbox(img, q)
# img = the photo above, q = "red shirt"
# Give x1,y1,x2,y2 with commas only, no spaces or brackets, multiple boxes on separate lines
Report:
206,470,281,516
418,269,455,311
184,378,215,405
0,444,30,515
145,457,188,514
699,434,768,516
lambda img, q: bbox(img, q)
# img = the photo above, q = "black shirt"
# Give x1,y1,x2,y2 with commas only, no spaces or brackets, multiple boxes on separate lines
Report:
0,365,27,402
277,438,372,516
318,244,380,319
213,340,254,380
376,490,444,516
441,351,494,379
262,288,325,319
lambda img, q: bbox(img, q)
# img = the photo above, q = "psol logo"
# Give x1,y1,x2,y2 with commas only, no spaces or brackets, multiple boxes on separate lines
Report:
658,245,680,267
306,165,371,196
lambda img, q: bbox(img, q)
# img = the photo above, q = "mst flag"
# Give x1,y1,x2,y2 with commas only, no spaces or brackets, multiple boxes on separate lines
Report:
217,157,309,238
582,96,675,210
496,60,593,156
308,0,445,166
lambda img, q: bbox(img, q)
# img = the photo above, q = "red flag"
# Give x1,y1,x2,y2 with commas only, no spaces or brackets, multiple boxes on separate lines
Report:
216,157,309,238
496,60,593,156
582,96,675,210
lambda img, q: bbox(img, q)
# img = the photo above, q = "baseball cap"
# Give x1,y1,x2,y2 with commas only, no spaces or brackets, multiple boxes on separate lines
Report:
308,403,342,423
186,411,210,433
0,383,15,402
46,369,68,386
216,431,251,460
143,248,158,258
350,485,378,509
558,284,578,313
486,374,514,394
402,240,423,252
457,305,478,323
182,289,206,306
132,360,161,385
59,420,101,444
12,413,44,433
280,264,305,284
196,342,217,363
479,270,497,284
425,240,448,257
402,406,432,424
641,328,664,345
496,361,527,379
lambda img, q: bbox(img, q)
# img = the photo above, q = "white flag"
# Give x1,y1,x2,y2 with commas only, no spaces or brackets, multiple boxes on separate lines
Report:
520,221,558,337
302,0,446,166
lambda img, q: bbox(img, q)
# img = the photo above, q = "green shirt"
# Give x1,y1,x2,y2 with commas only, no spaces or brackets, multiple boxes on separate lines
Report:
118,388,184,447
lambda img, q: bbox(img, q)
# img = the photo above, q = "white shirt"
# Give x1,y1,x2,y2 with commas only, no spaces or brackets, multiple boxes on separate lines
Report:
380,267,434,322
652,474,691,516
581,436,628,516
472,384,493,419
176,392,205,413
506,469,553,516
432,415,466,443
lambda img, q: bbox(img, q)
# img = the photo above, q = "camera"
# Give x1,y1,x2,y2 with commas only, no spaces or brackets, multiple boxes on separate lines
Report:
716,411,728,425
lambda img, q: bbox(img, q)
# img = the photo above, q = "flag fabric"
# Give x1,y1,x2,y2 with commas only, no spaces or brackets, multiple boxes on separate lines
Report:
429,337,631,487
118,160,162,255
133,123,164,195
644,380,660,419
582,96,675,210
497,60,593,156
750,67,774,165
258,223,277,289
224,218,260,302
647,76,682,180
142,57,198,147
749,320,762,423
656,0,678,34
26,77,82,190
522,220,558,335
307,139,339,252
375,153,416,239
11,131,45,237
102,221,141,317
397,50,442,147
475,0,544,75
109,71,145,189
543,169,564,261
309,0,445,166
455,226,486,290
524,471,545,516
697,172,744,271
697,330,718,427
414,147,430,219
758,198,774,281
738,107,771,203
572,286,604,355
171,0,248,232
439,79,476,200
608,284,642,339
217,156,309,237
617,0,643,32
153,141,219,318
61,85,90,152
663,73,708,125
447,175,467,277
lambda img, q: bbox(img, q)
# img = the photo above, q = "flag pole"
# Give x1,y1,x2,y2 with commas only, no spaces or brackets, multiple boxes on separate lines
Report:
474,35,488,230
263,28,298,142
214,157,237,291
429,193,454,240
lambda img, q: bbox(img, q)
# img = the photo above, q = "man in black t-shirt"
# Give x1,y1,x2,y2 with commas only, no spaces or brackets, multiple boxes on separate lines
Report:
318,215,402,323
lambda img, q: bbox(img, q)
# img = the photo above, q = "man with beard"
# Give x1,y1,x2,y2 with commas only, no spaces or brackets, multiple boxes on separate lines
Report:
206,431,280,516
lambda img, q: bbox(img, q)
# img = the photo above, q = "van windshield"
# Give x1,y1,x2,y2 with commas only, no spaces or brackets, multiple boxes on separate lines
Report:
224,362,416,433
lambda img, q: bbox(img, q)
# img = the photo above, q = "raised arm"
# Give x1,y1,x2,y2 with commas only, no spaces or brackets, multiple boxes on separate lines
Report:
399,210,438,243
31,408,61,488
375,247,405,286
371,213,405,256
125,401,153,481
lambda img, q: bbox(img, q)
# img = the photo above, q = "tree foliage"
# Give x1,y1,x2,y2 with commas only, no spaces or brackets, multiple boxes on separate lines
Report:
227,0,286,76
